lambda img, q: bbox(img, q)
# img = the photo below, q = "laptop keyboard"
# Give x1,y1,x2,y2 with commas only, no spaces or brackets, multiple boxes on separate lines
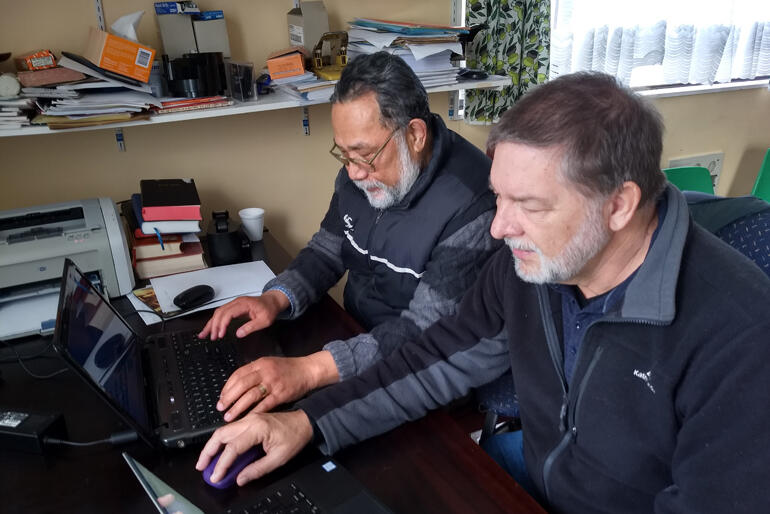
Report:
226,482,320,514
171,331,239,430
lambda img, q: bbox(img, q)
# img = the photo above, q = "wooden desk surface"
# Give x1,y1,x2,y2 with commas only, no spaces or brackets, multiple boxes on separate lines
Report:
0,235,543,513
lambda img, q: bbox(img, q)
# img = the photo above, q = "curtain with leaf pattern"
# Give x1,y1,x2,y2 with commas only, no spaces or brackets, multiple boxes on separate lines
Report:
465,0,550,124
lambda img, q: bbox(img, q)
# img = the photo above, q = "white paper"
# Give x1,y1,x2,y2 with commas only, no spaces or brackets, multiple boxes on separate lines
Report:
348,28,399,49
150,261,276,315
111,11,145,42
407,42,463,61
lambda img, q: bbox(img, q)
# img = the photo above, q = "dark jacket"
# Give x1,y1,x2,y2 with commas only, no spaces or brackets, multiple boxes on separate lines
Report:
264,114,499,379
299,186,770,513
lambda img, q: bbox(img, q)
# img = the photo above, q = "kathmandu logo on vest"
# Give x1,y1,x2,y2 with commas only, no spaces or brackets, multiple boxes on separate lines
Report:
343,214,354,229
633,369,656,394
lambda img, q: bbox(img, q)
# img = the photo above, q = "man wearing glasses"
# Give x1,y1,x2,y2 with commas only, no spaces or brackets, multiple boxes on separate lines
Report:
199,52,498,420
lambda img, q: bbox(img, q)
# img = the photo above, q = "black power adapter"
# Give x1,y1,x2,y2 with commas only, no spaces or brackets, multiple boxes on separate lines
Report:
0,408,67,454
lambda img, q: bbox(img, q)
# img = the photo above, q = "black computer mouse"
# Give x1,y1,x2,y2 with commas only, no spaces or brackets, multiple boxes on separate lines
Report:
173,284,215,310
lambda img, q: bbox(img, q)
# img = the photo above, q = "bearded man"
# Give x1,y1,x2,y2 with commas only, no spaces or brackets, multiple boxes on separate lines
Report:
198,72,770,514
199,51,499,419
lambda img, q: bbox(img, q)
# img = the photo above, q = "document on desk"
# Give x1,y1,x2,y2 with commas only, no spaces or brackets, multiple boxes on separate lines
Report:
126,261,276,325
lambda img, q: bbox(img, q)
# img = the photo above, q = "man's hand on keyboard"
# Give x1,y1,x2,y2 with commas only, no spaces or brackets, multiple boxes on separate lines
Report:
218,352,339,420
198,290,290,341
196,410,313,486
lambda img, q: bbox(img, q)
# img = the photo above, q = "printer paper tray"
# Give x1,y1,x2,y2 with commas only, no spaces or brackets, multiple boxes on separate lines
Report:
0,292,59,341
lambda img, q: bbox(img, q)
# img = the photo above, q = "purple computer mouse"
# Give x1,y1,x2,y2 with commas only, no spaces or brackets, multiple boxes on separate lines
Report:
202,446,262,489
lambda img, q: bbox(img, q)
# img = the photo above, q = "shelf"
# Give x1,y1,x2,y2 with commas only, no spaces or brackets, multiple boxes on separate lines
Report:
0,75,511,138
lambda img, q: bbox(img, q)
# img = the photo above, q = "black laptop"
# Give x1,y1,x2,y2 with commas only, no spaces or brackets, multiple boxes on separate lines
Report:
123,452,393,514
52,258,274,448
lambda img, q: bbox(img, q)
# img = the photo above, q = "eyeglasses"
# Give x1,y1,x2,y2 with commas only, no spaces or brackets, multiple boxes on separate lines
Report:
329,129,398,173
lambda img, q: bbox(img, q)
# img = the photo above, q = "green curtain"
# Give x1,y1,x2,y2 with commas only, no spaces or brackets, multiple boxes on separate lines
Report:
465,0,550,124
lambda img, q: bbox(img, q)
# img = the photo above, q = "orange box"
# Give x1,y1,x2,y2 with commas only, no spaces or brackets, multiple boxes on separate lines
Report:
83,27,156,83
266,46,308,81
15,49,57,71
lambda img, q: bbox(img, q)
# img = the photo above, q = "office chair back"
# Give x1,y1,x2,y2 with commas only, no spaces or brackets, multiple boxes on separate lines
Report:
751,149,770,202
664,166,714,194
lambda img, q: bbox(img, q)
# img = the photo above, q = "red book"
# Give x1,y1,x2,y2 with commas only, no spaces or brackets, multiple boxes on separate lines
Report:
140,178,202,221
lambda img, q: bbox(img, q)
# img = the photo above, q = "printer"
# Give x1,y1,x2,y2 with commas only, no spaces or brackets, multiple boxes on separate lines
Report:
0,198,135,340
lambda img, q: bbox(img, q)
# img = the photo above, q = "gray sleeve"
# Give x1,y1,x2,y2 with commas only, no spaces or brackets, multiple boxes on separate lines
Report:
296,248,512,454
322,210,500,380
310,331,509,455
263,191,347,319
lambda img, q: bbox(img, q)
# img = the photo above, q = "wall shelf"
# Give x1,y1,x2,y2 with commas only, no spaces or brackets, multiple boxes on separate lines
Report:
0,75,511,138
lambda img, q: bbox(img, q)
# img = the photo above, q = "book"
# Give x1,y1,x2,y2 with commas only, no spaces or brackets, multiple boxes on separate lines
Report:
134,240,206,279
140,179,202,221
17,67,87,88
130,232,188,259
134,243,206,279
126,194,202,236
131,194,201,235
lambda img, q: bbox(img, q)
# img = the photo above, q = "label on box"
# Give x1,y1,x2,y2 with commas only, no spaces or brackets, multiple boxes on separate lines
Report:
289,24,304,46
154,1,200,14
197,10,224,20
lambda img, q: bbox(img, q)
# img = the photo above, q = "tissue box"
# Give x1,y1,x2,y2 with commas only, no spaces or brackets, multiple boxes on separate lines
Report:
287,1,329,53
83,27,156,82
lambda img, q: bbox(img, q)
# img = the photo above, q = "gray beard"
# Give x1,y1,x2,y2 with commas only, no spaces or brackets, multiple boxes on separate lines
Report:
354,132,421,210
505,198,611,284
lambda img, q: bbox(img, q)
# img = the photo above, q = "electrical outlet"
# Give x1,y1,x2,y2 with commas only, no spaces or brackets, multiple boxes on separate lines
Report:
668,152,724,188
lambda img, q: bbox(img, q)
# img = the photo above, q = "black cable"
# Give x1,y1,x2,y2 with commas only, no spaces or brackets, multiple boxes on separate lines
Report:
0,339,56,363
44,430,138,447
0,339,68,379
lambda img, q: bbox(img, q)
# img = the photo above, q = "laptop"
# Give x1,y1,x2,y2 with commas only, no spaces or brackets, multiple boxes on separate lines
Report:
123,452,394,514
52,258,273,448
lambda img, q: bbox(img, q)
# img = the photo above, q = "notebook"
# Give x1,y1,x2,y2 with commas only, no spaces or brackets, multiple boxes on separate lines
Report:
52,258,274,448
123,452,394,514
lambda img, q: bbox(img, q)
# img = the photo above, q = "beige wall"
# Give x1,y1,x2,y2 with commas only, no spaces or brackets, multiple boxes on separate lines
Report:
2,1,769,271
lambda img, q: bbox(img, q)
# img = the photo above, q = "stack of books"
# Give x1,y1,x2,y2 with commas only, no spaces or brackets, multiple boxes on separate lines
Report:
121,178,206,279
152,96,233,115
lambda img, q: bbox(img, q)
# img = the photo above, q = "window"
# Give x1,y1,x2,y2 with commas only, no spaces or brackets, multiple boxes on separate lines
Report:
550,0,770,89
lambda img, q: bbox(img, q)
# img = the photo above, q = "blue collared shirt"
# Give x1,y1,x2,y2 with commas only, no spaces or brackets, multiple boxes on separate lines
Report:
552,195,668,385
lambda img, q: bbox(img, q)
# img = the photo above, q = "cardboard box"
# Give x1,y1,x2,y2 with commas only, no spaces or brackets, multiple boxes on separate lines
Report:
286,1,329,53
156,13,198,59
266,46,308,81
83,27,156,83
193,16,231,58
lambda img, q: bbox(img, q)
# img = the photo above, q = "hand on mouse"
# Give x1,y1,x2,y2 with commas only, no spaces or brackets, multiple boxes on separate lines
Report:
195,410,313,486
217,351,339,420
198,290,290,340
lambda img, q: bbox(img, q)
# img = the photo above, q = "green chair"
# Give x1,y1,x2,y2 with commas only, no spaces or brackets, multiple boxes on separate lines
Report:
663,166,714,194
751,149,770,202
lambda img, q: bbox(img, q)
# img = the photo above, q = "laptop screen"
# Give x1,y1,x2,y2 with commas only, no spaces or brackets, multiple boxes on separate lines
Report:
56,261,152,435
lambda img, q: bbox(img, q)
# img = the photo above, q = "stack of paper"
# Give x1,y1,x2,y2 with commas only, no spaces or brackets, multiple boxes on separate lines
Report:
0,98,35,130
347,18,466,88
26,54,157,129
276,78,337,101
